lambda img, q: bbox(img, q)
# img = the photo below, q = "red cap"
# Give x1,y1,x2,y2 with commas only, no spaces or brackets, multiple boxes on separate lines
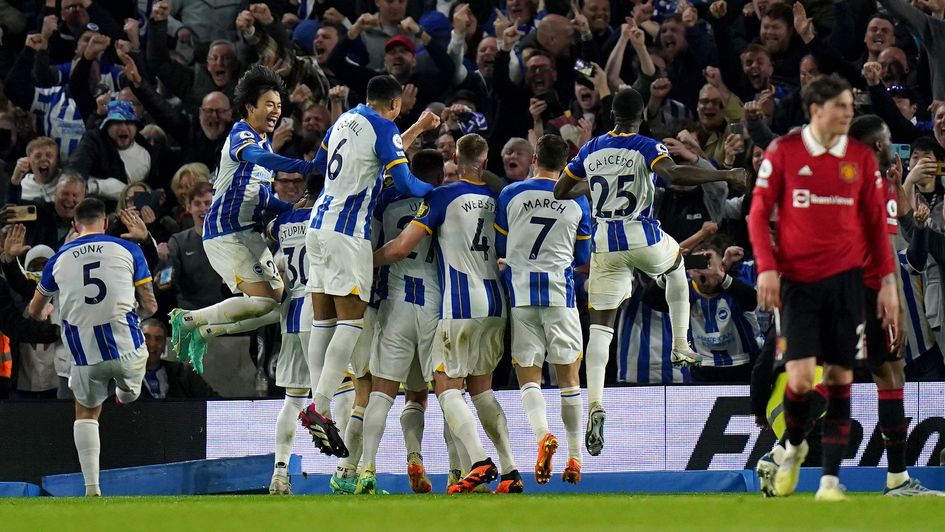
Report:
385,35,416,54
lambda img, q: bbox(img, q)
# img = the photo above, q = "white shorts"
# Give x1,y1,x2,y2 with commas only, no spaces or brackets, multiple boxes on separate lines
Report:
306,229,373,303
276,331,310,389
204,231,283,293
372,298,438,385
588,234,680,311
431,317,506,379
511,306,583,367
69,348,147,408
348,305,376,379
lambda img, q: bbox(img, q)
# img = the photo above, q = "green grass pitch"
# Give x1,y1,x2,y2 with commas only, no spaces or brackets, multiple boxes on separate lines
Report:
3,493,939,531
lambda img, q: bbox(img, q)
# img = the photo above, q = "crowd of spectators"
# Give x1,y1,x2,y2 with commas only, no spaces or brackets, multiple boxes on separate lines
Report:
0,0,944,399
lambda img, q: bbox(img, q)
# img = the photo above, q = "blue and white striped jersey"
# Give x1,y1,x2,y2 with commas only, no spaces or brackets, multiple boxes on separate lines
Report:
413,180,503,320
374,186,440,310
494,177,592,308
38,234,151,366
616,286,691,384
271,208,313,334
688,261,761,367
31,87,85,160
204,121,286,238
899,251,936,363
564,132,671,253
309,104,408,240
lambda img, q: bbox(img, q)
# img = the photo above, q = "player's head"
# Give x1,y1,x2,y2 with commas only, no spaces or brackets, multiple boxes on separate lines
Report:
802,74,853,136
410,149,445,186
611,88,645,132
534,134,570,174
141,318,167,365
233,64,286,134
455,134,489,177
849,114,893,167
72,197,107,233
366,75,404,120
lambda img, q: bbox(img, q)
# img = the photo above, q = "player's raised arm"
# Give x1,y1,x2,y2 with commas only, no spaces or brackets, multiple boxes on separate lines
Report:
373,221,427,267
651,156,748,188
237,142,316,175
401,110,441,150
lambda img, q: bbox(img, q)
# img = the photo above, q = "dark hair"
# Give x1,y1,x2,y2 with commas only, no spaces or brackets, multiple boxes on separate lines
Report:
535,134,570,171
188,181,214,203
912,136,945,160
693,234,729,257
410,149,445,185
663,12,683,25
848,114,887,144
307,171,324,195
74,197,106,224
366,75,403,104
233,64,286,119
801,74,851,119
762,3,793,26
299,132,323,156
869,13,896,28
740,43,770,59
318,23,345,39
140,318,167,334
612,87,645,125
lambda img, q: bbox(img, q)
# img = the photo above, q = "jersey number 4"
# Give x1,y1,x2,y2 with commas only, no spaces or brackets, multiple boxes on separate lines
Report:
590,174,638,217
471,217,490,261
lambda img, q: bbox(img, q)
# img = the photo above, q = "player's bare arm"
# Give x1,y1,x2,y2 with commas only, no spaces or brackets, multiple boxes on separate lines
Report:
401,110,441,149
653,157,749,189
27,290,49,320
135,282,158,318
374,221,427,267
553,172,590,200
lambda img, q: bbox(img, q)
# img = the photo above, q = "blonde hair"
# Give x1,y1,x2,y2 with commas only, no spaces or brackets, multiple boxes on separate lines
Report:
456,134,488,166
171,162,211,199
117,182,151,212
26,136,57,156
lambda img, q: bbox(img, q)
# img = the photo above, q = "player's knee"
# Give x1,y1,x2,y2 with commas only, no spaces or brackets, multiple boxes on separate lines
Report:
116,389,139,405
247,295,280,314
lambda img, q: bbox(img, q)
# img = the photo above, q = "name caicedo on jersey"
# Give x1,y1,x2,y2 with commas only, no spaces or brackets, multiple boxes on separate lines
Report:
586,154,636,173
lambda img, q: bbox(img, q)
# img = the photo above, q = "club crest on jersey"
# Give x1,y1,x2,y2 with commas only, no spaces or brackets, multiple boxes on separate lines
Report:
382,173,394,188
717,308,729,322
393,134,404,150
253,262,264,275
657,143,670,155
839,162,859,183
239,131,254,140
415,202,430,218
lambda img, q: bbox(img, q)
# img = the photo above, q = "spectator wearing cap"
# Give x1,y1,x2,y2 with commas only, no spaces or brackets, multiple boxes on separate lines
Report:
328,23,455,127
9,137,62,203
864,60,937,144
66,100,159,200
0,240,61,400
146,0,242,111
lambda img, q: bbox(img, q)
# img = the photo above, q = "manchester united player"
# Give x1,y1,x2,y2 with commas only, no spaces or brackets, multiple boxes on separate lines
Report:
749,75,899,502
847,114,944,496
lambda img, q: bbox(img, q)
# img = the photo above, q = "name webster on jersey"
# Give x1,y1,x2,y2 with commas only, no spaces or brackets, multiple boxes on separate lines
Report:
460,197,495,214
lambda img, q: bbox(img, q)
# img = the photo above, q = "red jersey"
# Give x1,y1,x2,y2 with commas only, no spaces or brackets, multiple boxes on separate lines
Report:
862,179,899,290
748,128,894,284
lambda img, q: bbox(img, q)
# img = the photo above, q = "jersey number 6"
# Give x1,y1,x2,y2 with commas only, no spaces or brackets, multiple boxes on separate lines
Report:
327,138,348,180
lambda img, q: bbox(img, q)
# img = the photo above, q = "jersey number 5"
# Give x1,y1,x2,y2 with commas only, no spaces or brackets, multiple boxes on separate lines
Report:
327,138,348,180
471,217,490,261
590,174,638,217
83,262,107,305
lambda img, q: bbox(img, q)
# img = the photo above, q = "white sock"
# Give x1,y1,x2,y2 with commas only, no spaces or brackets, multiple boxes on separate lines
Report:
337,405,365,471
439,388,487,464
771,443,786,466
332,381,355,438
663,261,691,351
586,325,613,407
887,471,910,489
275,394,307,467
443,419,464,471
819,474,840,490
185,296,278,330
520,382,549,440
308,319,337,393
359,392,394,470
560,386,583,461
201,309,280,338
74,419,100,495
401,401,425,456
314,320,363,416
471,390,517,474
